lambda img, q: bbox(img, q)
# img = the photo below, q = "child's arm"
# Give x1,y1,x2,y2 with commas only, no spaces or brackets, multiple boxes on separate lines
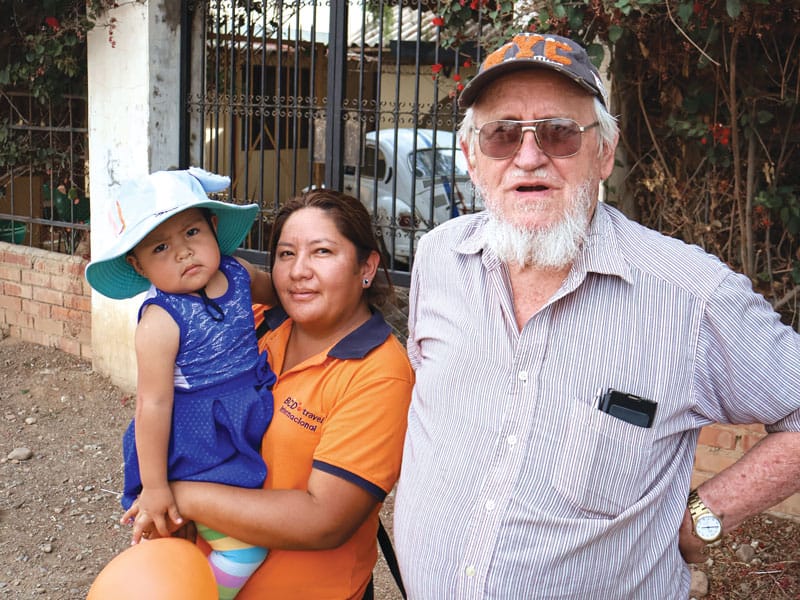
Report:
235,256,276,305
128,304,183,543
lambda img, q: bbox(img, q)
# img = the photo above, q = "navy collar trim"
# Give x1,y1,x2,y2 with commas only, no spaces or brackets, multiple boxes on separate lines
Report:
261,305,392,360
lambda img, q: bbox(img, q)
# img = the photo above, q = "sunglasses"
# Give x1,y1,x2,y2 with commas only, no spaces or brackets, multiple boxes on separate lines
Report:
473,118,600,159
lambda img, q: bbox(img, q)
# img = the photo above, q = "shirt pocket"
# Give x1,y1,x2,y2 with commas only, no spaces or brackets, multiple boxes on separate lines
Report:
553,399,654,518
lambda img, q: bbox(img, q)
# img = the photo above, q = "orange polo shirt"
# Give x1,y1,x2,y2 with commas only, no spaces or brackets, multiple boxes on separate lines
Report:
237,305,413,600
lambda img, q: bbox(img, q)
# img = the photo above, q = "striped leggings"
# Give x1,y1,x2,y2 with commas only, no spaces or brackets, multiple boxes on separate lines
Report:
196,522,268,599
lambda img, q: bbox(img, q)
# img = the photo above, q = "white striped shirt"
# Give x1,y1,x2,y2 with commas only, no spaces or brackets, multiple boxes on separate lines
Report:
394,202,800,599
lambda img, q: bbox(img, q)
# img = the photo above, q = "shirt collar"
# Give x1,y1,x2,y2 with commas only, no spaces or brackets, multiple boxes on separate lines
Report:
262,305,392,360
454,203,633,284
577,203,634,284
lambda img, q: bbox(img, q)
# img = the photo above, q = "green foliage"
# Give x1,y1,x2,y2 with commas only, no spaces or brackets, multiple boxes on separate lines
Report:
0,1,127,170
758,187,800,236
433,0,515,50
430,0,799,324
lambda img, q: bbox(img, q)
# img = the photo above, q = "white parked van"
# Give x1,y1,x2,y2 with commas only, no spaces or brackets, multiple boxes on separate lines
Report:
343,128,482,264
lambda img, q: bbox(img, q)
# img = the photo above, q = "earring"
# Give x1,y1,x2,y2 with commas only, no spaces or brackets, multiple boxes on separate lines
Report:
363,278,370,287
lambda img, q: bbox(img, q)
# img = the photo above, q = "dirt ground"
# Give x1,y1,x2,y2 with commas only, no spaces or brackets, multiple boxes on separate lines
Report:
0,336,797,599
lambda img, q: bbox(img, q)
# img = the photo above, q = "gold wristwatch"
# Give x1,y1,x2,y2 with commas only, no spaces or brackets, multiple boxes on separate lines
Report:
687,489,723,543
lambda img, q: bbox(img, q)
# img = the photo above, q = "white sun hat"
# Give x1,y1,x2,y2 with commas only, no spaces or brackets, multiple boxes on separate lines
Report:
85,167,259,299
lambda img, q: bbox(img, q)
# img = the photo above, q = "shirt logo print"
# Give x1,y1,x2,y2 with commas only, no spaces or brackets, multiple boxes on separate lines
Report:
279,396,325,432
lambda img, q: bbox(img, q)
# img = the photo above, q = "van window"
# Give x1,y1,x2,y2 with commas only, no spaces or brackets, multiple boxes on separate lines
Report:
412,148,469,179
363,145,387,180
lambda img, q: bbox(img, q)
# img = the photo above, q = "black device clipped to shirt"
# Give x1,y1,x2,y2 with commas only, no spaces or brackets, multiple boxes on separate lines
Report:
597,388,657,428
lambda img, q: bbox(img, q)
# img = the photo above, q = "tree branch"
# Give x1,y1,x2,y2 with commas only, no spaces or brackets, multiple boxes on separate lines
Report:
665,0,721,67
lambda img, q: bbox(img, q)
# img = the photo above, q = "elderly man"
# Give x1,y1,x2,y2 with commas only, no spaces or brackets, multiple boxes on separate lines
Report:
394,32,800,599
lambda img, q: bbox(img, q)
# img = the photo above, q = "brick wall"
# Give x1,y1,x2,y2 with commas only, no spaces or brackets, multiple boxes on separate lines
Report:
0,241,91,359
0,240,798,520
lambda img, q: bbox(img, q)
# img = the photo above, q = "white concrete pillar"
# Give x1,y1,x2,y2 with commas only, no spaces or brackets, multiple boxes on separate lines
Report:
86,0,183,392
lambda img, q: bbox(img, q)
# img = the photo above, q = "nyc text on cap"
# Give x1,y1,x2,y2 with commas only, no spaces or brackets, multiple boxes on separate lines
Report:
459,33,608,109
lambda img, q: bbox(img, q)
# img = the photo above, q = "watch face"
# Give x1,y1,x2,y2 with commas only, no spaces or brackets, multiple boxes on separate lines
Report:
696,514,722,541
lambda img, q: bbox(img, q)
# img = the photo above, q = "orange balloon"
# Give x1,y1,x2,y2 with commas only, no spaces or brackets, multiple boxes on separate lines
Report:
87,538,216,599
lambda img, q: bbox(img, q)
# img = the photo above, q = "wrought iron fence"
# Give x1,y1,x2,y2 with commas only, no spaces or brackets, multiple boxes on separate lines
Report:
0,91,90,256
188,0,487,281
1,0,491,275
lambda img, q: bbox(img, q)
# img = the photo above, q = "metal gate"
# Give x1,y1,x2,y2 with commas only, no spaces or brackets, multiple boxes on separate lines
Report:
184,0,489,277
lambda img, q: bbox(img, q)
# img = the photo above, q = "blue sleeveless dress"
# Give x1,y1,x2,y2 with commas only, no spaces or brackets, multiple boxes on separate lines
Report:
121,256,276,509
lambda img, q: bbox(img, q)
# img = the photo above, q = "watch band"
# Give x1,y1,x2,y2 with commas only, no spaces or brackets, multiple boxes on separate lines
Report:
687,489,723,542
687,490,708,520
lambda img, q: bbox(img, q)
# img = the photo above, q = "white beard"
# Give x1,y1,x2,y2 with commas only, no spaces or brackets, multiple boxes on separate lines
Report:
479,179,594,269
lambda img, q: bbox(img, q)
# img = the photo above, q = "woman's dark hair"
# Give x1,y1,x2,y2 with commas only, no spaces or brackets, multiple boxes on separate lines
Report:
268,189,395,308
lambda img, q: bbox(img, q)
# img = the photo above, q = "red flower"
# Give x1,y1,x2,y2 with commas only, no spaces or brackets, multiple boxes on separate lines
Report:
431,63,443,74
45,16,60,32
457,83,464,91
452,73,461,82
432,16,445,27
463,59,472,68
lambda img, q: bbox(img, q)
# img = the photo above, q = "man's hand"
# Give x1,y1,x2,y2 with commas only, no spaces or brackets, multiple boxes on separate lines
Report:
678,508,707,564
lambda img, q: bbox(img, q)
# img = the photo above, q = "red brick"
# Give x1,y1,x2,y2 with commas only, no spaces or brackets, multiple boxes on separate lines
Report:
51,305,80,322
1,250,32,267
0,294,22,311
697,425,738,451
741,431,766,452
21,269,51,287
64,259,88,278
693,448,740,474
0,245,92,361
4,281,32,299
0,264,21,281
64,292,91,312
32,255,65,275
32,287,63,306
21,299,51,319
51,272,84,294
6,311,35,328
738,423,766,434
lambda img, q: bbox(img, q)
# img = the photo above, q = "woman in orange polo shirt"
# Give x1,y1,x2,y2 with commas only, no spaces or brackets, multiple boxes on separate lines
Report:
168,189,414,599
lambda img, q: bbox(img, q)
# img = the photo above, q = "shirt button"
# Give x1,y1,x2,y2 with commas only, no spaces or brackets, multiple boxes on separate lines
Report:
465,565,476,577
507,434,518,446
485,499,496,511
518,370,528,382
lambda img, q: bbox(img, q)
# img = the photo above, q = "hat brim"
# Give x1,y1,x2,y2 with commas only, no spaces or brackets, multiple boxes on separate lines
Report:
85,201,259,299
458,59,603,109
